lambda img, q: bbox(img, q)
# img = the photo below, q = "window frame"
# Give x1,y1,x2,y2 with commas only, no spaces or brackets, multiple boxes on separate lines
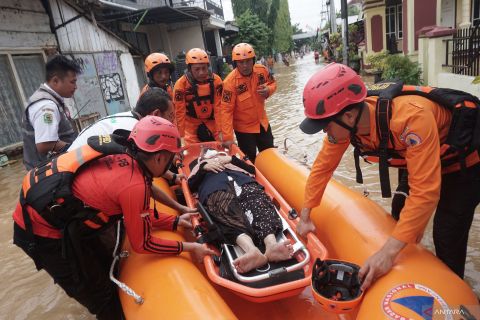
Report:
0,50,47,106
386,4,403,40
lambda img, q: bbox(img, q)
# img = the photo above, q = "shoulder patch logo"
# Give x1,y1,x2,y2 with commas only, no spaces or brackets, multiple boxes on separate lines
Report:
43,113,53,124
404,132,422,146
222,90,232,103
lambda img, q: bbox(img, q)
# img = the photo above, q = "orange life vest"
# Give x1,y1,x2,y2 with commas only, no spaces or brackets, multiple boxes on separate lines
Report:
20,134,128,231
183,71,219,120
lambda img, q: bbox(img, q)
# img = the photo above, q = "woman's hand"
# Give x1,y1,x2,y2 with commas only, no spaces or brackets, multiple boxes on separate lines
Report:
216,155,232,165
203,160,225,173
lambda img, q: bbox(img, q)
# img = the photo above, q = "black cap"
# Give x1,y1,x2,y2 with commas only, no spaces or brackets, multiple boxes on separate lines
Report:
299,117,331,134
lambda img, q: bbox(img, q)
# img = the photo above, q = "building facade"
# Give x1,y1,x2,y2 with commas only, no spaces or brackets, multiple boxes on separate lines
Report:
0,0,227,150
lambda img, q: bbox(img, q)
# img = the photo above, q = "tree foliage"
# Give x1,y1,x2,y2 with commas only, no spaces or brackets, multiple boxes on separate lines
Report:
227,10,271,56
232,0,270,24
272,0,293,52
230,0,292,54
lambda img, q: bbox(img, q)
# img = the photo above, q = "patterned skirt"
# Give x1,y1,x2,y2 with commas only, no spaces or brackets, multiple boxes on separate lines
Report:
205,182,282,247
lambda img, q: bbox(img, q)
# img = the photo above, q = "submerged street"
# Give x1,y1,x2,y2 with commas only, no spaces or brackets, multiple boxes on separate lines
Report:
0,54,478,319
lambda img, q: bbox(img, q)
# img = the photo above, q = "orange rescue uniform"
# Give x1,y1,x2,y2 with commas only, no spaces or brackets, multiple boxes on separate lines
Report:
173,73,223,144
140,83,173,99
220,64,277,141
304,95,480,244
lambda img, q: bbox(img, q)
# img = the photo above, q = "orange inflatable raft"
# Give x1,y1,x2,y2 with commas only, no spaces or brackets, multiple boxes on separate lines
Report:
116,146,480,320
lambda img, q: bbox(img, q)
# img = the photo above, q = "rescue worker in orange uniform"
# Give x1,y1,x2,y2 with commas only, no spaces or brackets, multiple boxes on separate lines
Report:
12,117,215,319
141,52,175,98
220,43,277,162
297,63,480,291
173,48,223,144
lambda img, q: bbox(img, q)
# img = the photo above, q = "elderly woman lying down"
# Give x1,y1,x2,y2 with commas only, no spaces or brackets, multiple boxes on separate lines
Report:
188,149,293,273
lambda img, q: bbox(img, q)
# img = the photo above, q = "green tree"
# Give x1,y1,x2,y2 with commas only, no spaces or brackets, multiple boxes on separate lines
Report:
272,0,293,52
232,0,270,24
227,10,271,56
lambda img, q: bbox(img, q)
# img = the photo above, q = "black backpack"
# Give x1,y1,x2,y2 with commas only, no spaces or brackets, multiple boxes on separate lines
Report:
354,80,480,198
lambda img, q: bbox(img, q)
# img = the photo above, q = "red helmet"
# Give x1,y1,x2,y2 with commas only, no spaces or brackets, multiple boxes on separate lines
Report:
300,63,366,134
311,258,364,314
128,116,181,153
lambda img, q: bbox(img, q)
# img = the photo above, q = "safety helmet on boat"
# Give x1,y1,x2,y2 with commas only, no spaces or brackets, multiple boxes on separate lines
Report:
144,53,174,73
311,258,363,314
232,43,256,61
128,116,181,153
300,63,366,134
186,48,209,65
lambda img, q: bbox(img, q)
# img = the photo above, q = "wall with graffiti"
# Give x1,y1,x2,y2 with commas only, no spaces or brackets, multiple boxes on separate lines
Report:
73,51,130,120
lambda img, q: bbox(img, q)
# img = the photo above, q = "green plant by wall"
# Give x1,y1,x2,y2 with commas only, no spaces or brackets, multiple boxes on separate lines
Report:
382,55,423,85
365,51,390,72
366,52,423,85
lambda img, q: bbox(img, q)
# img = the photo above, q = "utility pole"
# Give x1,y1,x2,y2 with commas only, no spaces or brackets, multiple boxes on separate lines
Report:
341,0,349,66
327,0,336,35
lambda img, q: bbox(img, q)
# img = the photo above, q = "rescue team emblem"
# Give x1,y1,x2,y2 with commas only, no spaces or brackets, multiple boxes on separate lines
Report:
382,283,463,320
175,90,184,101
236,83,248,94
405,133,422,146
399,127,422,146
43,113,53,124
222,90,232,103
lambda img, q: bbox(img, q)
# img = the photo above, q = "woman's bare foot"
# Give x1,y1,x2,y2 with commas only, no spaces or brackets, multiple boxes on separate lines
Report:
233,248,268,274
264,239,294,262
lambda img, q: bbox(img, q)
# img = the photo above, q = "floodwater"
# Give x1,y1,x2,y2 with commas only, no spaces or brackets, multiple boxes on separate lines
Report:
0,53,478,320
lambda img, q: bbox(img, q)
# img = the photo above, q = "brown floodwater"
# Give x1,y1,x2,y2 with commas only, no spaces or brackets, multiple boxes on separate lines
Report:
0,53,478,319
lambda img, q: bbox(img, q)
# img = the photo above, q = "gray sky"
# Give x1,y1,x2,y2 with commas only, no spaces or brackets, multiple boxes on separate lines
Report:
222,0,342,32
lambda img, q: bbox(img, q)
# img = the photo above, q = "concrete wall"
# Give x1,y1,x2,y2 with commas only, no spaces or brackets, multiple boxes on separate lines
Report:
418,35,451,86
438,73,480,96
120,53,140,109
167,24,205,57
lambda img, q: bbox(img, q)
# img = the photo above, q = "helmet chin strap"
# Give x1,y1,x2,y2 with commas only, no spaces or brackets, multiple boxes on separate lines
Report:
330,104,364,138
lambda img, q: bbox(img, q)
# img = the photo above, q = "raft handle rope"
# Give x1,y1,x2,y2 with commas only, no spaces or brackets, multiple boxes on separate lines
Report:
283,138,308,165
109,220,144,305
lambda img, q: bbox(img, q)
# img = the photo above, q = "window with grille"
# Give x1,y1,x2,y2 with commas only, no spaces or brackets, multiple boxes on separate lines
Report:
473,0,480,26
